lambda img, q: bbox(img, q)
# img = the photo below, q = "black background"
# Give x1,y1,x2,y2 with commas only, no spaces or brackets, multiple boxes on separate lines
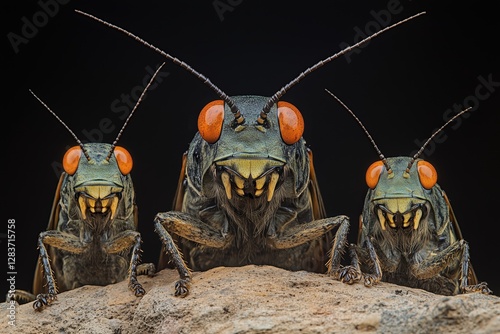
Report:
3,0,499,298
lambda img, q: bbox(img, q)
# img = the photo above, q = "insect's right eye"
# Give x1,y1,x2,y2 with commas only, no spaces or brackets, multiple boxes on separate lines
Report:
198,100,225,144
417,160,437,189
114,146,133,175
365,160,384,189
277,101,304,145
63,146,82,175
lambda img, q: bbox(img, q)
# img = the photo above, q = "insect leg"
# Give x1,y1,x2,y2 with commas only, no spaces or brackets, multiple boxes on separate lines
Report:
413,239,491,294
459,242,492,294
269,215,348,249
412,239,466,279
267,215,361,284
342,240,386,286
104,230,152,297
369,240,399,273
33,230,85,311
137,263,156,276
154,211,235,297
155,211,229,247
6,290,36,304
321,216,362,284
356,236,383,287
347,244,362,273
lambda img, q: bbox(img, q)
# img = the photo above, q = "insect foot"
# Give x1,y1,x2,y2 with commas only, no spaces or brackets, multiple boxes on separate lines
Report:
326,89,493,296
324,215,362,285
463,282,492,294
33,293,57,312
130,262,157,296
328,266,363,285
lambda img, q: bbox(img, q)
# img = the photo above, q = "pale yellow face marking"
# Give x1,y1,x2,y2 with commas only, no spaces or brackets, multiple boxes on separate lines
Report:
221,172,232,200
413,208,423,230
255,177,266,190
216,159,282,179
233,175,245,189
376,209,386,230
217,159,283,201
376,198,426,230
267,172,280,202
76,185,121,220
78,196,88,220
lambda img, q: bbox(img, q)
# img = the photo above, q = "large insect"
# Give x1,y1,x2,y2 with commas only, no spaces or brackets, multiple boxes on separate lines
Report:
326,89,492,296
13,65,164,311
76,9,425,297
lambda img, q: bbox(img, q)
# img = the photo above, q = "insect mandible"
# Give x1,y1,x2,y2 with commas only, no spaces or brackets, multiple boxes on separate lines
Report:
12,65,164,311
326,89,492,296
76,9,425,297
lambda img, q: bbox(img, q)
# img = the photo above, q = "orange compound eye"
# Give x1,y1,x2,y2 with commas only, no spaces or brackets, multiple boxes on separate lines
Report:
63,146,82,175
277,101,304,145
114,146,133,175
417,160,437,189
366,160,384,189
198,100,225,144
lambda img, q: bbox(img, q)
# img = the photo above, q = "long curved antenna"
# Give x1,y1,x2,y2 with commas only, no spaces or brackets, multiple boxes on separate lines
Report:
107,62,166,160
75,9,244,127
261,11,427,119
29,89,92,161
406,106,473,172
325,88,392,174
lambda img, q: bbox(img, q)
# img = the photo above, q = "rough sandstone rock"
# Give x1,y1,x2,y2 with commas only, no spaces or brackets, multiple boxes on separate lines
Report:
2,265,500,334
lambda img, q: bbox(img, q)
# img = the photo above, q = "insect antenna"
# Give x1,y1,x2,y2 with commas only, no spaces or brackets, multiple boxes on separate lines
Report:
29,89,92,161
106,62,166,160
406,106,473,172
75,9,245,127
260,11,426,125
325,88,392,173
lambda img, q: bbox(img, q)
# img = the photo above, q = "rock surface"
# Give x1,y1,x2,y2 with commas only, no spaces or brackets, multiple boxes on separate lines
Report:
2,265,500,334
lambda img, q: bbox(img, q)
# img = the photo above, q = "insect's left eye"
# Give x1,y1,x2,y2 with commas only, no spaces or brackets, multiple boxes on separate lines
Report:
277,101,304,145
417,160,437,189
114,146,133,175
365,160,384,189
198,100,225,144
63,146,82,175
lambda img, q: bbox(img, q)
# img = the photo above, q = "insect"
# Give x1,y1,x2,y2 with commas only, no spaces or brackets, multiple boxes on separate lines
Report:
12,65,164,311
76,9,426,297
325,88,492,296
